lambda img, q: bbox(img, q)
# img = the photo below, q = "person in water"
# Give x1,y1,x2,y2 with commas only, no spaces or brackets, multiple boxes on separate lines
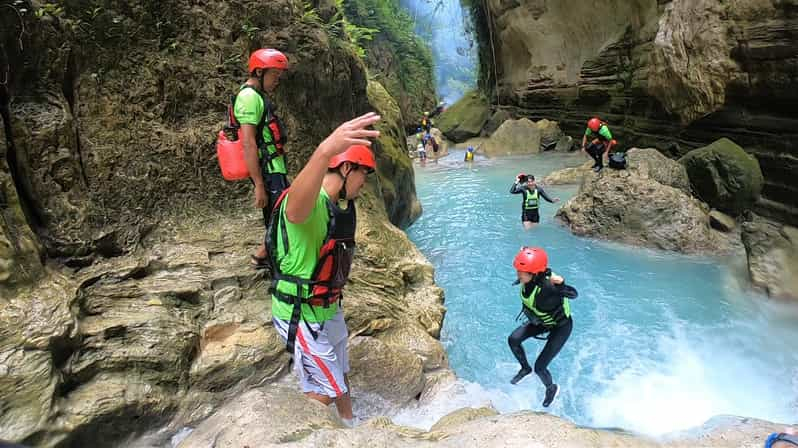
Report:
581,117,615,172
416,140,427,161
510,174,559,230
268,112,381,428
508,247,578,408
464,145,475,162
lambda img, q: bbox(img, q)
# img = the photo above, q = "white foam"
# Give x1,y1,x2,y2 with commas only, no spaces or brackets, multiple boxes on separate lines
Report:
391,379,509,430
585,331,797,436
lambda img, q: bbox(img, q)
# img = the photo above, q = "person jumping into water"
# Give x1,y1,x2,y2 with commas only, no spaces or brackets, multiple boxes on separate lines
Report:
508,247,578,408
510,174,559,230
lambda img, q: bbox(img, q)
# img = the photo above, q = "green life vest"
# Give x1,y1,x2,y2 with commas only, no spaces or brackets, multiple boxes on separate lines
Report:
523,189,539,210
520,282,571,327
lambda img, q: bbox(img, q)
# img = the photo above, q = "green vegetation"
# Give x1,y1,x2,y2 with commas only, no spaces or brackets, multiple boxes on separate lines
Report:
341,0,437,123
301,1,379,59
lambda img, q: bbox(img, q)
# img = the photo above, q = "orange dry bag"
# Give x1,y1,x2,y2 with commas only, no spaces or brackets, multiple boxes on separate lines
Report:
216,99,250,181
216,128,249,181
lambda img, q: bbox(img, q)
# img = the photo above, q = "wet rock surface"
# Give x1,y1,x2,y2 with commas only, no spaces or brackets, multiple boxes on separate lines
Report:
556,161,736,255
742,216,798,301
477,0,798,224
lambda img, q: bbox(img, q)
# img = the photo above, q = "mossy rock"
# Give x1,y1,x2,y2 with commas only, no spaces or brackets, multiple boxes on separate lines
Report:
367,80,421,227
436,91,491,142
679,138,764,215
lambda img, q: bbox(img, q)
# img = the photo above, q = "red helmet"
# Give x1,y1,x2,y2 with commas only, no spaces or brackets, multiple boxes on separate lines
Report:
587,117,602,132
329,145,376,173
248,49,288,73
513,247,548,273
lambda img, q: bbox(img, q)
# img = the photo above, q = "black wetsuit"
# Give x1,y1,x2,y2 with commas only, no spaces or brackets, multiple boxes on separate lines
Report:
509,183,556,223
508,276,578,388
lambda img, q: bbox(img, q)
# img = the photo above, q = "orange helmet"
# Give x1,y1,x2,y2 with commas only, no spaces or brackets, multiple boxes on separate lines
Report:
587,117,602,132
248,49,288,74
329,145,376,173
513,247,548,274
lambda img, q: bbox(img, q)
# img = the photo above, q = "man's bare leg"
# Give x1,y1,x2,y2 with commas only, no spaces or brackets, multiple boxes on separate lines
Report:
335,375,353,421
303,377,353,423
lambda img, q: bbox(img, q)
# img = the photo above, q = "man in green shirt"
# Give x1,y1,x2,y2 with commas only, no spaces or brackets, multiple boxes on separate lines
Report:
269,112,381,428
581,117,616,172
234,48,290,267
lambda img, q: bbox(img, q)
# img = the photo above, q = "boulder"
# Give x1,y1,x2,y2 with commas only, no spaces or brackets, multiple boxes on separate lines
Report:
536,119,563,146
741,218,798,301
436,91,491,142
377,324,448,371
626,148,691,193
556,169,729,254
554,135,574,152
483,118,542,156
347,336,425,406
542,160,593,185
177,385,342,448
679,138,764,215
481,109,512,136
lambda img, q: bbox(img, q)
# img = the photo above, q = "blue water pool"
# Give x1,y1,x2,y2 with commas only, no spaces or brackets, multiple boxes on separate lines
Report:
402,151,798,435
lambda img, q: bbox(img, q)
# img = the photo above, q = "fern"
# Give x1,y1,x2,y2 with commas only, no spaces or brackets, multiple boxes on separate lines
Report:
301,2,323,25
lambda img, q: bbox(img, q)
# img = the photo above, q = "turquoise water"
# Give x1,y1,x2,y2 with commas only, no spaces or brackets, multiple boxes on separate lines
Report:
402,151,798,436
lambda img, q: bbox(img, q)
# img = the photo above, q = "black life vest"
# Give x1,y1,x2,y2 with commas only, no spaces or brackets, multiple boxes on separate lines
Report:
266,189,357,352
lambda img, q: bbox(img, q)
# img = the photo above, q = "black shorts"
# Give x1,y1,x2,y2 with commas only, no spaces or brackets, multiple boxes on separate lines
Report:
522,209,540,223
261,172,290,226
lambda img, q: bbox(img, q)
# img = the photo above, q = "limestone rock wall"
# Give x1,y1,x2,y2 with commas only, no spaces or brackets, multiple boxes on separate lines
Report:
477,0,798,224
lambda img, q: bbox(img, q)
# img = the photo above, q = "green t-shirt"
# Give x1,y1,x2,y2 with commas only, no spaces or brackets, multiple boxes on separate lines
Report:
233,86,287,174
585,124,613,141
271,189,339,323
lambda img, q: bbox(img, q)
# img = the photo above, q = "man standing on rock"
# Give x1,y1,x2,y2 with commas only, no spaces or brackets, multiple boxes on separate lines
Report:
268,112,381,428
234,48,290,268
581,117,615,172
510,174,560,230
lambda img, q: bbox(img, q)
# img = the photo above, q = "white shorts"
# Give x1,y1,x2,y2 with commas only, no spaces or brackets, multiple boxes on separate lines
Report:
273,308,349,398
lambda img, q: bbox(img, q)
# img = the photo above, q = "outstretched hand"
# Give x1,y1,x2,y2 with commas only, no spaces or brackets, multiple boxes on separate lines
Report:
318,112,381,159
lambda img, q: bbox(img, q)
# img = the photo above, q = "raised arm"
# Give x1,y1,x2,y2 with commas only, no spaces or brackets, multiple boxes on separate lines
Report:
285,113,381,223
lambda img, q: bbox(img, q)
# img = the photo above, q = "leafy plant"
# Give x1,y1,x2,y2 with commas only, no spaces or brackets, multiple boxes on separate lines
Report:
301,2,323,26
241,22,260,42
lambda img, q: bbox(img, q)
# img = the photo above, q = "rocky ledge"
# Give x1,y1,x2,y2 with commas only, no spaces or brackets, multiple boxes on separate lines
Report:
166,380,794,448
0,183,445,447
